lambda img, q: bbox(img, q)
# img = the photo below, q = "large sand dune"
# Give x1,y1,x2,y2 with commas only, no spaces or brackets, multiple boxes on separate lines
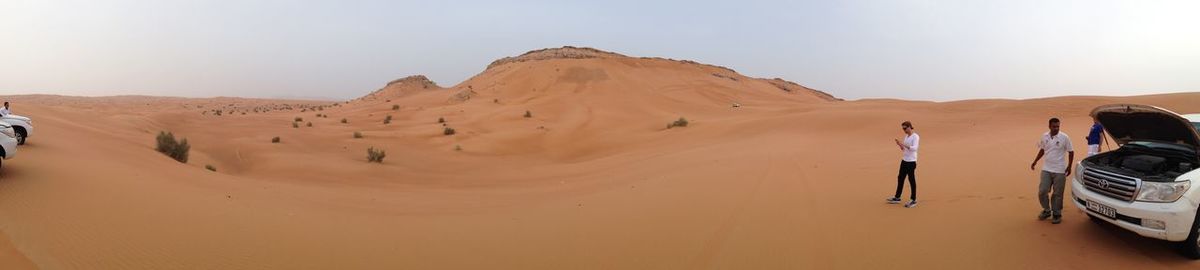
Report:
1,47,1198,269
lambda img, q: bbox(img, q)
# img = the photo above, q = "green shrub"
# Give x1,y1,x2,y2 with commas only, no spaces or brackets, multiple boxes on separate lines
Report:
366,147,386,163
155,131,190,163
667,117,689,129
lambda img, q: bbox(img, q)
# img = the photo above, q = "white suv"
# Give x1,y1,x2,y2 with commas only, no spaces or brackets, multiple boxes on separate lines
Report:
1072,104,1200,258
0,114,32,145
0,122,17,171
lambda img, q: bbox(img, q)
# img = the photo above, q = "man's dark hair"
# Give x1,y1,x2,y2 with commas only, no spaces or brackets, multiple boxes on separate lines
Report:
1049,118,1060,124
901,121,913,129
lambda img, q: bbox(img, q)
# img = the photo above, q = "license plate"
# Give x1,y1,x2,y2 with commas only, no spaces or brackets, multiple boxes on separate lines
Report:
1086,200,1117,219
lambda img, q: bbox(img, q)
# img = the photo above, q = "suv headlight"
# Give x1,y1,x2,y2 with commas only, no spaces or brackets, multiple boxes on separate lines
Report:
1136,180,1191,202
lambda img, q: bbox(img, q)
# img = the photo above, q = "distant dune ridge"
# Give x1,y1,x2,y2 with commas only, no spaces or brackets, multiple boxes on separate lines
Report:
0,46,1198,269
359,46,840,105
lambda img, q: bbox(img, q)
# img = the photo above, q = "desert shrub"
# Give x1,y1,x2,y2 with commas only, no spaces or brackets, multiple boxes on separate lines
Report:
341,118,348,123
437,117,445,123
271,136,281,143
292,122,299,128
384,115,393,124
366,147,386,163
155,131,190,163
306,122,313,127
455,144,462,151
392,104,400,110
667,117,689,129
443,127,456,136
294,117,303,122
353,131,363,139
524,110,532,118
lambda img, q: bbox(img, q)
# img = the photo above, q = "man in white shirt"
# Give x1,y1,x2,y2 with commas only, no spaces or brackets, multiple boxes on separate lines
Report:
887,121,920,208
1030,117,1075,224
0,102,9,117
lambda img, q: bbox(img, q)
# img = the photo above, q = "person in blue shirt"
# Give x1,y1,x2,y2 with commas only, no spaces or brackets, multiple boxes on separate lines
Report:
1086,120,1109,157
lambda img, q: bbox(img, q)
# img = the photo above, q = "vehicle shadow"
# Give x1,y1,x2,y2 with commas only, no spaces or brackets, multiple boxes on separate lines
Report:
1079,215,1199,265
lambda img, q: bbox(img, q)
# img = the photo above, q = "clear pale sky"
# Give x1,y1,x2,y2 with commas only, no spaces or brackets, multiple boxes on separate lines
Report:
2,0,1197,101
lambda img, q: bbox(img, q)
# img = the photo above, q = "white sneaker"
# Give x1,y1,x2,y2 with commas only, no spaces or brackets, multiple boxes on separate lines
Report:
904,201,918,208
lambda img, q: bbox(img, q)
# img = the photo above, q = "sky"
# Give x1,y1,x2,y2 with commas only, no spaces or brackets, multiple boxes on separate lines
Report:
1,0,1198,101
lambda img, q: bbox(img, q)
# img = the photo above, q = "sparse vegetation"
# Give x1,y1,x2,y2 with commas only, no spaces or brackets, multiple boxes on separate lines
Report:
366,147,386,163
155,131,190,163
292,122,299,128
341,118,348,124
353,131,363,139
271,136,281,143
455,144,462,151
524,110,532,118
392,104,400,110
438,117,445,123
294,117,303,122
667,117,689,129
306,122,313,127
443,127,456,136
384,115,393,124
205,164,216,172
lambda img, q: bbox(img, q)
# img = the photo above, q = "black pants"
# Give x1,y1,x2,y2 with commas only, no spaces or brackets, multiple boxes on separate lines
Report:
895,161,917,200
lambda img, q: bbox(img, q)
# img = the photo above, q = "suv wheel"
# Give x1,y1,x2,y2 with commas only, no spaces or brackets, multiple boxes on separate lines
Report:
15,131,24,145
1179,210,1200,259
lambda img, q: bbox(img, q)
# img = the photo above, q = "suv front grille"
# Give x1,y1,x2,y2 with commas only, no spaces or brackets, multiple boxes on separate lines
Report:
1081,166,1140,201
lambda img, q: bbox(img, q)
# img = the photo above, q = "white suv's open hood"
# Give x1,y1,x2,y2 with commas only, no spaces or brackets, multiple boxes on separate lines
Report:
1091,104,1200,148
1,115,29,122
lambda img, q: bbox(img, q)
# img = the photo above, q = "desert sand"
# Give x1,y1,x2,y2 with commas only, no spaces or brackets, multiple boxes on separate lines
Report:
1,47,1198,269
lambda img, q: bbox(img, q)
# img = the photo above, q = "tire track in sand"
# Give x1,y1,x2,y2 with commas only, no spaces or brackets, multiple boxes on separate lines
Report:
688,151,774,268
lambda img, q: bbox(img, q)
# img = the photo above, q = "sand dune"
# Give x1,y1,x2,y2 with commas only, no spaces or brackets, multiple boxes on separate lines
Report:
1,47,1198,269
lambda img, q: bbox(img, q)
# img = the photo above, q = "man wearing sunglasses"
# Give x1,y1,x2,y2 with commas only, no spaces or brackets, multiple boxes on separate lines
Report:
888,121,920,208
